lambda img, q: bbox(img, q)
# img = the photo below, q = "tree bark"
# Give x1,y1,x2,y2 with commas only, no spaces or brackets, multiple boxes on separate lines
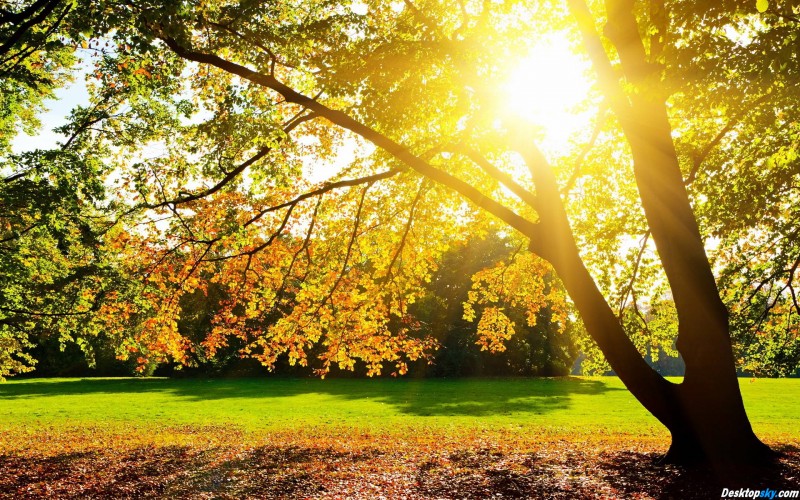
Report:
565,0,775,467
624,104,771,465
508,133,679,430
513,127,774,468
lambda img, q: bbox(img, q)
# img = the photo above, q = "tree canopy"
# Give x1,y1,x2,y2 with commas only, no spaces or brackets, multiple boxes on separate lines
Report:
2,0,799,466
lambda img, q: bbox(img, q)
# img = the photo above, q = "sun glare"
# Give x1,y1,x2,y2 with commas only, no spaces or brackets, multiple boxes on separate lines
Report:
502,35,594,157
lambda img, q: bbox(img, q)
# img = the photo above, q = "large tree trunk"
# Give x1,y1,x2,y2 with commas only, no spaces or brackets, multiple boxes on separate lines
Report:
515,135,772,469
624,103,772,466
557,0,776,468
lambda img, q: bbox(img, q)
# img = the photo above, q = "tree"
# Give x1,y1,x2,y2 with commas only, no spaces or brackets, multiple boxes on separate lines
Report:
0,0,118,378
411,232,578,377
3,0,798,469
0,0,88,152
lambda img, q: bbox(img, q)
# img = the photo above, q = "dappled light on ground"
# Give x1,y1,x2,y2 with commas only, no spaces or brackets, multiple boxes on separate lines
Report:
1,377,796,443
0,377,646,435
1,440,797,499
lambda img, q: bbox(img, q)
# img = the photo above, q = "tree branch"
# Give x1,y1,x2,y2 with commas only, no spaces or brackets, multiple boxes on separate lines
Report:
505,120,573,259
562,104,608,194
0,0,61,60
145,111,317,210
158,35,540,241
785,255,800,315
382,180,427,283
194,169,402,265
567,0,632,123
454,145,538,210
241,203,295,257
243,168,402,229
317,182,371,312
685,91,775,186
648,0,667,67
618,230,651,319
277,195,323,297
774,11,800,24
0,305,89,318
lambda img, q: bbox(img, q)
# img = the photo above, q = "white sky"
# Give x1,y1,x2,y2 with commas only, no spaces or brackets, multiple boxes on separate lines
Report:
11,28,596,190
11,75,90,154
10,71,348,184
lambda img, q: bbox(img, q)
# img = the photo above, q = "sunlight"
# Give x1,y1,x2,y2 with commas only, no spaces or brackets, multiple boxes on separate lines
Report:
502,34,594,157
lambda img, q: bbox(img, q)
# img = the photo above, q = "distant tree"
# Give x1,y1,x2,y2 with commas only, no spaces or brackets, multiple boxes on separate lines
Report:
411,232,577,377
0,0,123,378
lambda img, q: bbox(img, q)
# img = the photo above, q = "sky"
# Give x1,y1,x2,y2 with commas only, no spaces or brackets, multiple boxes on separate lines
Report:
10,30,595,192
11,73,91,155
9,68,350,184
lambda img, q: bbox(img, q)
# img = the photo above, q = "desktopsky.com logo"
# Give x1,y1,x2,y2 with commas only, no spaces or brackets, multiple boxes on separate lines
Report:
721,488,799,499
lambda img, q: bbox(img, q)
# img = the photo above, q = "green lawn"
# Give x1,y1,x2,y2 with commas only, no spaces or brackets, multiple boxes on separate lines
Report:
1,376,798,446
2,376,798,497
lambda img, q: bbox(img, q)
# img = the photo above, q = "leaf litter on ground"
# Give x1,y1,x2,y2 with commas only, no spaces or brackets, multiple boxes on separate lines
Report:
1,427,798,499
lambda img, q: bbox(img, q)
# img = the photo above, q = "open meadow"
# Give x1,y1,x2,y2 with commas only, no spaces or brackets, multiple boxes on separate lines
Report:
1,376,798,498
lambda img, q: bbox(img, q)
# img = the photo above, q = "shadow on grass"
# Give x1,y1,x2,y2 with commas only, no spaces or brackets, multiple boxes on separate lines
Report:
2,444,797,499
0,377,624,417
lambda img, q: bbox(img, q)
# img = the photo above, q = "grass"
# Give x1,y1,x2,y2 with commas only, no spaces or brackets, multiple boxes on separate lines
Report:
0,376,798,445
1,376,798,498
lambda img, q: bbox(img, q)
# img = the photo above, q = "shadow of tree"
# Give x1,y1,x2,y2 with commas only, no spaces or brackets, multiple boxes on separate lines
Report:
4,444,796,498
595,445,800,499
0,445,378,499
0,377,623,418
413,446,800,499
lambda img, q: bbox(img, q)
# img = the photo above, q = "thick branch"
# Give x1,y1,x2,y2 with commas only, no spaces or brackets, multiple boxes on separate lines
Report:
158,36,540,241
506,127,674,424
0,0,54,25
504,121,574,260
455,145,538,210
566,0,632,122
0,0,61,59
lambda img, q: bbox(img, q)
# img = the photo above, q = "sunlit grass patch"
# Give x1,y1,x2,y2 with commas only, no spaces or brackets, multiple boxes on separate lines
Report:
1,376,797,454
